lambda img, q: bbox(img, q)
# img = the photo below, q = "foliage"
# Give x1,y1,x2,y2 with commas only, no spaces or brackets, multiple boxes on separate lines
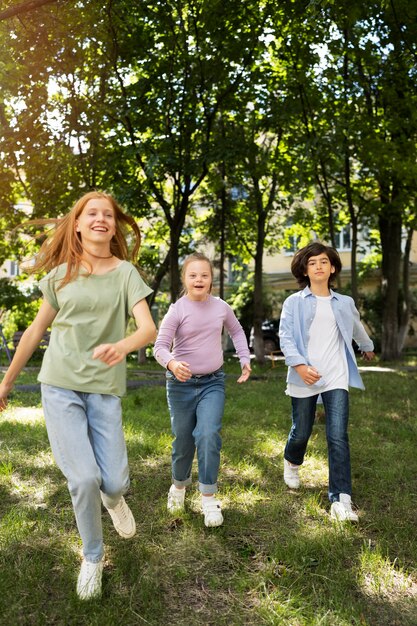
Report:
226,276,287,337
1,0,417,357
0,278,42,338
357,289,385,353
358,287,417,353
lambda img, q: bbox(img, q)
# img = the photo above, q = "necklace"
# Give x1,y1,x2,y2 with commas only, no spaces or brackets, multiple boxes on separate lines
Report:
83,248,113,259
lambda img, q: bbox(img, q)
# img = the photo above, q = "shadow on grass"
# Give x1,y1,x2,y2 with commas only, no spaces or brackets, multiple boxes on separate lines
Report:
0,368,416,625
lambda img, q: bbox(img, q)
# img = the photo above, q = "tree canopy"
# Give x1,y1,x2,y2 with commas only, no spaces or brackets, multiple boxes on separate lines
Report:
0,0,416,359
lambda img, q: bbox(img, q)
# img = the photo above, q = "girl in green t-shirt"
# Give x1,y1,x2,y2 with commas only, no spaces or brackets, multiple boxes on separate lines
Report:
0,191,156,600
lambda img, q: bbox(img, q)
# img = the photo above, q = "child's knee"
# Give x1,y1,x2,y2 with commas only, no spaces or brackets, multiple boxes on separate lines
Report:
195,429,221,453
69,472,101,499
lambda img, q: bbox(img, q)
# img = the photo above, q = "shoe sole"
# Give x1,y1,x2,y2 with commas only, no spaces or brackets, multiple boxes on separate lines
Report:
331,514,359,523
284,479,300,489
204,516,224,527
167,504,184,513
114,526,136,538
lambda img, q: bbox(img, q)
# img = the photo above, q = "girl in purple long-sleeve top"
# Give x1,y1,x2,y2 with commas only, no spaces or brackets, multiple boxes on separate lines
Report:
154,252,251,527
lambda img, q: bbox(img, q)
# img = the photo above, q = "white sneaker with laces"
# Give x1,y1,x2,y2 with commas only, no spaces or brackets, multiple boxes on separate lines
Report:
330,493,359,522
167,485,185,512
77,558,103,600
283,458,300,489
202,496,223,527
102,496,136,538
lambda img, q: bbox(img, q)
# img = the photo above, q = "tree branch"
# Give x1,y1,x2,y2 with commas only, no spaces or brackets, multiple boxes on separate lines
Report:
0,0,58,21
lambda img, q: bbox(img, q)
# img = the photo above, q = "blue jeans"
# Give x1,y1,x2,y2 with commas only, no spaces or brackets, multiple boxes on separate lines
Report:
166,369,225,494
41,384,130,562
284,389,351,502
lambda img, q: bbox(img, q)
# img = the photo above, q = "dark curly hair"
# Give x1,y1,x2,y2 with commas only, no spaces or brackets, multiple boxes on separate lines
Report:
291,242,342,288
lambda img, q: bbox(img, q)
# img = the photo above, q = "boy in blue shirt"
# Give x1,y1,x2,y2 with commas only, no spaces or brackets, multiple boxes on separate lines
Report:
279,242,374,521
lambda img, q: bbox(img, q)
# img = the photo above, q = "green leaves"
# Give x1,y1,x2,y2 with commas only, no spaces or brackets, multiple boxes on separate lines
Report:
0,0,416,353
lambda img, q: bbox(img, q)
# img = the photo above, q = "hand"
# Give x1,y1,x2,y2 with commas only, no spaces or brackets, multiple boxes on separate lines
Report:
362,351,375,361
0,382,12,412
168,360,192,382
295,364,322,385
92,343,127,367
237,363,251,384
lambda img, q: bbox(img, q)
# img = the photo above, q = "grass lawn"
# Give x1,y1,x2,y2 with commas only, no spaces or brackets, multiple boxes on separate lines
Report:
0,358,416,625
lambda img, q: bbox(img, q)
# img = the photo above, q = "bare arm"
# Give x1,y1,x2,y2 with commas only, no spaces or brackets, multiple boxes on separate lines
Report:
92,299,157,367
0,300,57,409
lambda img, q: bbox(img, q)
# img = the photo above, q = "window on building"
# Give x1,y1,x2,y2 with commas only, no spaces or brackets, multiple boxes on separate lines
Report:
284,234,300,255
335,225,351,251
230,185,248,201
9,261,19,277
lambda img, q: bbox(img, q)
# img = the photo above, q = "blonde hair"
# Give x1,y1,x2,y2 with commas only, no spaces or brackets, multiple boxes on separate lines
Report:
24,191,141,288
181,252,213,294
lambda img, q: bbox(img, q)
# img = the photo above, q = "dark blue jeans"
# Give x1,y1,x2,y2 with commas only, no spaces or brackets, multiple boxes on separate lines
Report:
166,368,225,494
284,389,351,502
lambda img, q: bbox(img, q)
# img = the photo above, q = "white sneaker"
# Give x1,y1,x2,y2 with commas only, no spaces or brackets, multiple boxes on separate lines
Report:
167,485,185,512
102,496,136,538
202,496,223,527
283,459,300,489
77,558,103,600
330,493,359,522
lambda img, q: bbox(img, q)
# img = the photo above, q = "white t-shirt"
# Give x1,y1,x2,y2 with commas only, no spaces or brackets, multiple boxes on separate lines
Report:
287,295,348,398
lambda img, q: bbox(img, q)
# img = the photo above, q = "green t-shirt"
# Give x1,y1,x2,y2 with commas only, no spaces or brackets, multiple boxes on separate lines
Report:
38,261,153,396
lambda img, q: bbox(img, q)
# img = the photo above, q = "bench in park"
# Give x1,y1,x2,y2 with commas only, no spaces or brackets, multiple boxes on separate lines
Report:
12,330,51,351
0,329,51,365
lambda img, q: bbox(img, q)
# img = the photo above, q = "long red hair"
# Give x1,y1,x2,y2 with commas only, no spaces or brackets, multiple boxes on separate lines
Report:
25,191,142,288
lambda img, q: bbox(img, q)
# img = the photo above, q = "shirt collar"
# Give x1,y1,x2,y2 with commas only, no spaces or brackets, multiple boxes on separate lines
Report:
301,286,339,299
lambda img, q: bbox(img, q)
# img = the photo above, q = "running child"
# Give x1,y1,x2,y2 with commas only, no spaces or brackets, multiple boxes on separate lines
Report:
278,242,374,521
0,191,156,599
154,252,251,527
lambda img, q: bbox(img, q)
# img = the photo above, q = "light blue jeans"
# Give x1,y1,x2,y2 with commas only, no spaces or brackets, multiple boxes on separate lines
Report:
284,388,351,502
166,369,225,494
41,384,130,562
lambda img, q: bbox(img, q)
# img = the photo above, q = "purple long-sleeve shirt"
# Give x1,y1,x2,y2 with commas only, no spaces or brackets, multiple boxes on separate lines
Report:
153,295,251,375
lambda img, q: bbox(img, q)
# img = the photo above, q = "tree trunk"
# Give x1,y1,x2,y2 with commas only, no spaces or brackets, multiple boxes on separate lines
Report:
252,183,266,364
379,210,402,360
253,257,265,365
397,227,413,352
219,159,227,301
169,192,190,302
149,252,170,308
137,347,147,364
169,231,182,302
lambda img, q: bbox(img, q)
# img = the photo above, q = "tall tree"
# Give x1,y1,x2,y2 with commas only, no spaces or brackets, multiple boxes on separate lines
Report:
0,0,271,302
337,0,417,358
294,0,417,357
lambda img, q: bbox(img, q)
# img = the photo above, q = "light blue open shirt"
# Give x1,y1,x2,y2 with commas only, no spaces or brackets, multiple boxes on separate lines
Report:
279,287,374,391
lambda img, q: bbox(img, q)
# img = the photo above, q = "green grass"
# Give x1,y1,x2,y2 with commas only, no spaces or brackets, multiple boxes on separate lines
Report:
0,360,416,625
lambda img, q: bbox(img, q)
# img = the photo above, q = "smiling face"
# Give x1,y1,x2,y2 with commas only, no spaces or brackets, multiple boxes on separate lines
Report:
75,198,116,247
183,259,212,301
304,253,335,288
